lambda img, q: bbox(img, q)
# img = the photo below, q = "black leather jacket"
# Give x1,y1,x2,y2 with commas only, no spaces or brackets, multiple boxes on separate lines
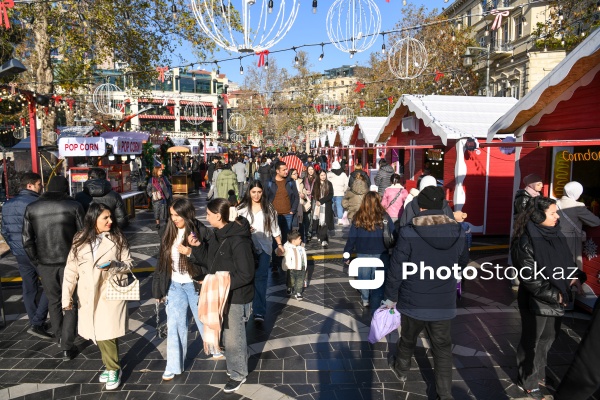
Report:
511,232,586,316
513,189,533,216
22,192,85,266
75,179,129,228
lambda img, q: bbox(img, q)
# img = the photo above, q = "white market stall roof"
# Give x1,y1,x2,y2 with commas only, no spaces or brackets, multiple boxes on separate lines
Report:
487,28,600,140
378,95,518,146
355,117,388,144
338,126,354,146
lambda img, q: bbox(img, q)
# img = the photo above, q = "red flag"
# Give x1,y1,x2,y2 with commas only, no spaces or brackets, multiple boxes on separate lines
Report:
434,70,444,82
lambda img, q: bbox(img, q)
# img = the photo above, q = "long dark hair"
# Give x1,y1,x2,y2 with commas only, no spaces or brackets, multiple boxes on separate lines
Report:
354,191,386,231
312,170,329,199
511,196,556,247
237,180,277,234
207,198,230,222
71,203,129,261
157,198,200,276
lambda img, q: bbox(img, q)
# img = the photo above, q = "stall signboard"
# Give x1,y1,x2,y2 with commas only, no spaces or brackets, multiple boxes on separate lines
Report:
59,137,106,158
205,145,219,154
114,137,143,155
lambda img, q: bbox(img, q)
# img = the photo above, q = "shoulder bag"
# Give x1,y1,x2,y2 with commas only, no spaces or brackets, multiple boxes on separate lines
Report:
382,217,396,249
106,271,140,301
385,188,404,210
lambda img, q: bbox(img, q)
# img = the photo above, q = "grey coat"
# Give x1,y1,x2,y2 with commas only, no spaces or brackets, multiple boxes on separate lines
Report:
556,196,600,269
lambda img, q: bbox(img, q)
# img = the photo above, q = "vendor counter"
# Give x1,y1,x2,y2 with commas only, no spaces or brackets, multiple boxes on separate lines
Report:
172,174,193,195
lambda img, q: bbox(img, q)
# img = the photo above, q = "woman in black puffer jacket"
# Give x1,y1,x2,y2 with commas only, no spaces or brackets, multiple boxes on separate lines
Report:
511,196,586,400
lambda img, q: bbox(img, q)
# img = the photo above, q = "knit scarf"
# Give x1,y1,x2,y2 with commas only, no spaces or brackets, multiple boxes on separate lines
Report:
198,271,231,355
526,221,574,299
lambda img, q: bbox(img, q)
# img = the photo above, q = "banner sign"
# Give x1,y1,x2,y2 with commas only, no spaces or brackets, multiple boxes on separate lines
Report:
205,145,219,154
59,137,106,158
113,137,143,155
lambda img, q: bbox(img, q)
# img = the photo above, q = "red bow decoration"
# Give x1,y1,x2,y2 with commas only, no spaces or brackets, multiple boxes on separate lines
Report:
19,117,25,126
52,95,62,106
66,99,75,110
221,93,229,104
167,106,174,115
314,104,322,113
156,66,169,83
8,82,16,95
0,0,13,30
255,50,269,67
44,106,49,115
434,70,444,82
263,107,270,116
490,9,510,30
354,81,365,93
212,108,217,116
388,96,394,104
360,99,365,109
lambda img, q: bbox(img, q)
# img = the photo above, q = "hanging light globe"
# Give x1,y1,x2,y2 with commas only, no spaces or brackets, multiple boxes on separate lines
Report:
326,0,381,57
191,0,300,53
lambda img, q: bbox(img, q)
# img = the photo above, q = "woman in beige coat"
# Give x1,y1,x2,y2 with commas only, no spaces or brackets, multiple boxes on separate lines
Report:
62,203,133,391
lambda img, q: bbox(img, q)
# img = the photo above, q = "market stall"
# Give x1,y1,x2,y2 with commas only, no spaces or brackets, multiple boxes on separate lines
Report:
167,145,193,194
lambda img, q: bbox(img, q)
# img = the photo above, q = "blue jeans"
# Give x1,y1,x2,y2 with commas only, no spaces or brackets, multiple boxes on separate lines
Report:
223,302,252,381
333,196,344,221
165,282,205,375
272,214,293,269
253,251,271,316
356,252,390,309
16,255,48,327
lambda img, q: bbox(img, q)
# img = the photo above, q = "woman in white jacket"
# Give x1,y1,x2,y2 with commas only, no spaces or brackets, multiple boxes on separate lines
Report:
327,161,349,224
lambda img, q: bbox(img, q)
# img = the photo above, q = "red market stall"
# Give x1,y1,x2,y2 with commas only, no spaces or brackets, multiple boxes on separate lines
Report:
375,95,518,234
347,117,389,178
487,28,600,310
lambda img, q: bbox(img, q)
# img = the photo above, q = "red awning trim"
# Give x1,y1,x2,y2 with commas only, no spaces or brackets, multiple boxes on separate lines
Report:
346,145,437,150
183,116,214,122
138,98,177,105
138,115,176,120
480,139,600,148
180,100,213,106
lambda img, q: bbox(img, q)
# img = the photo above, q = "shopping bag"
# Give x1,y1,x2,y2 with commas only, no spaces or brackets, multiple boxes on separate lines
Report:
368,306,401,344
341,211,350,226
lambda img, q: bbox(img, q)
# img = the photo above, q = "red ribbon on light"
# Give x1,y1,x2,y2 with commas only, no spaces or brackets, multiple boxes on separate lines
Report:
434,70,444,82
354,81,365,93
0,0,14,30
255,50,269,67
388,96,394,104
263,107,270,116
167,106,174,115
221,94,229,104
490,9,510,30
66,99,75,110
44,106,49,115
156,66,169,82
359,99,365,109
52,95,62,106
19,117,25,126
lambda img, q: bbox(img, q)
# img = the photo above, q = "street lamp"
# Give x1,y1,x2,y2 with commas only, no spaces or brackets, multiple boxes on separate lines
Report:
462,46,491,97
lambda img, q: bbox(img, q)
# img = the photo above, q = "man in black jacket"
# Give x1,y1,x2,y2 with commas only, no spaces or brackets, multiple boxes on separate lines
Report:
383,186,469,400
75,168,128,228
1,172,52,339
22,176,85,361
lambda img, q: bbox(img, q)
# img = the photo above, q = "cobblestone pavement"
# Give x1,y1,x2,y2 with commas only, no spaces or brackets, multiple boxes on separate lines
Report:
0,191,597,400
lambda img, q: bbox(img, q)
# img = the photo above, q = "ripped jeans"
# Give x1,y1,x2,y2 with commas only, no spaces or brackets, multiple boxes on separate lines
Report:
223,302,252,381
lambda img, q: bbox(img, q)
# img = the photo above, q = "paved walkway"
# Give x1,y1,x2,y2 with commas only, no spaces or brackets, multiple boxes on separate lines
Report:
0,191,596,400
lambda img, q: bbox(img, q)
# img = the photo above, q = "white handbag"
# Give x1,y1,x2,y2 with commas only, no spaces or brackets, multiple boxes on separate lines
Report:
105,272,140,301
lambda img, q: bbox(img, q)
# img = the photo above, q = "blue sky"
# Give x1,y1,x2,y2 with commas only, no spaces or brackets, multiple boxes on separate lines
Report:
173,0,446,84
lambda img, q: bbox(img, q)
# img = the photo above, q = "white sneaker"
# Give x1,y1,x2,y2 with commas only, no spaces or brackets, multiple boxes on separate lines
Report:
105,370,121,390
321,241,328,247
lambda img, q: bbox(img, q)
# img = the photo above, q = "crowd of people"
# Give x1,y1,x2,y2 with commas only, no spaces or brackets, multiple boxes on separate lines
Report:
2,154,600,399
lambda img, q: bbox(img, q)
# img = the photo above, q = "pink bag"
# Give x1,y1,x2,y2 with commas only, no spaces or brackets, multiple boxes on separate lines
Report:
368,306,401,344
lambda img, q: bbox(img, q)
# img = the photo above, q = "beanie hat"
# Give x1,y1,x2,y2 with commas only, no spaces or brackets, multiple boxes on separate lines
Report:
523,173,542,186
331,161,341,170
47,176,69,193
419,175,437,191
418,186,444,210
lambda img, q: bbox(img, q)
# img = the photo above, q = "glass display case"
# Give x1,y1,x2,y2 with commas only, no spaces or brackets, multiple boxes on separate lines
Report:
107,164,131,193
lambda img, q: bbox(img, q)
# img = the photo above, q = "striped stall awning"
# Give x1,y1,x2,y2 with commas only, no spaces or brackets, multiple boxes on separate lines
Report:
180,100,213,106
138,115,176,120
138,98,177,105
183,116,214,122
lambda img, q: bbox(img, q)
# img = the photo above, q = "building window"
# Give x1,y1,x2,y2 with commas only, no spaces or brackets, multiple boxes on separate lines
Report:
503,22,509,45
467,9,472,27
515,16,523,38
479,35,486,48
341,80,344,85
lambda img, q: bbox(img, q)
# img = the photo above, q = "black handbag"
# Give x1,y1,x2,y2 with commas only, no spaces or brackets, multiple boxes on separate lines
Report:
382,217,396,249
